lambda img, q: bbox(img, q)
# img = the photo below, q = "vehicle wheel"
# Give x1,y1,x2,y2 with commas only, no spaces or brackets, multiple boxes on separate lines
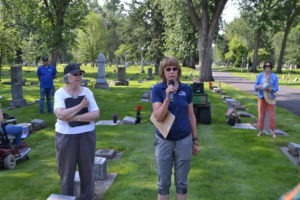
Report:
3,154,16,169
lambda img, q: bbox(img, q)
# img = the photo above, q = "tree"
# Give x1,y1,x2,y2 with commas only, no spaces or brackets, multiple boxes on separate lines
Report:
73,12,110,65
224,36,248,67
38,0,89,66
160,0,198,68
280,24,300,66
221,17,255,67
121,0,165,71
239,0,285,72
0,0,23,66
99,0,126,64
186,0,228,81
275,0,300,73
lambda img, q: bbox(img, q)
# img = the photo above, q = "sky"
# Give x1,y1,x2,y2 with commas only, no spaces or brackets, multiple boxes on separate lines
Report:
98,0,240,23
222,0,240,23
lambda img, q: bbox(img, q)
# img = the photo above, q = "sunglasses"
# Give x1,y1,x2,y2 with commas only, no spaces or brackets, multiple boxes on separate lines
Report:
264,65,271,68
165,67,178,72
72,72,83,76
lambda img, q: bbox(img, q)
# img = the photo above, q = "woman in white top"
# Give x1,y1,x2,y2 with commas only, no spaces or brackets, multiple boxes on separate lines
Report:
54,63,99,200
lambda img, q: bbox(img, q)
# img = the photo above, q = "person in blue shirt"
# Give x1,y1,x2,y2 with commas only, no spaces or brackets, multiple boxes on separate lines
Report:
37,56,57,114
0,108,22,145
254,61,279,138
151,57,199,200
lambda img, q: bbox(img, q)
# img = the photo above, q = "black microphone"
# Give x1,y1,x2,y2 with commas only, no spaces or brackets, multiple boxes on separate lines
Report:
169,79,175,102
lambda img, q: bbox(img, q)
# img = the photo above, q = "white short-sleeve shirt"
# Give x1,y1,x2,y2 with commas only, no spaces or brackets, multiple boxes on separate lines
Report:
54,87,99,134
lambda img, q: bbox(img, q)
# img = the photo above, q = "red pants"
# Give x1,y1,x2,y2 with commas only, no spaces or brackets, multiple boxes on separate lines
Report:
257,98,276,130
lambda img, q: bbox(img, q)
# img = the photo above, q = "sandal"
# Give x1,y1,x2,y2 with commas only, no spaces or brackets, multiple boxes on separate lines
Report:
257,130,264,136
271,130,276,138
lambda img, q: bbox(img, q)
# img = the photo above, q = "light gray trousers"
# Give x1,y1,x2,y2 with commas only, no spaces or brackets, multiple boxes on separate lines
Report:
155,135,192,195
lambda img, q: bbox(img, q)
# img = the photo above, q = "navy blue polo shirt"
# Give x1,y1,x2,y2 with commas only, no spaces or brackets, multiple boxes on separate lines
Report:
151,82,193,140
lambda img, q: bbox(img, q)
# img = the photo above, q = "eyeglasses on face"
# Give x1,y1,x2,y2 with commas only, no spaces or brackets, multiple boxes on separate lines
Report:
72,72,83,76
165,67,178,72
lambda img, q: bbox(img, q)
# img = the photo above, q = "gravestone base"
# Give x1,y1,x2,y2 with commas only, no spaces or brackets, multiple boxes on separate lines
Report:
288,143,300,157
9,99,27,107
30,119,46,131
119,116,136,125
95,149,116,159
94,173,118,200
74,171,117,200
47,194,76,200
280,147,300,167
146,76,154,80
114,80,129,86
95,82,109,89
232,123,257,130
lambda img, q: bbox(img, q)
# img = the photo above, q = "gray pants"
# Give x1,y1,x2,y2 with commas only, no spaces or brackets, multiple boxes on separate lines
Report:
55,130,96,200
155,135,192,195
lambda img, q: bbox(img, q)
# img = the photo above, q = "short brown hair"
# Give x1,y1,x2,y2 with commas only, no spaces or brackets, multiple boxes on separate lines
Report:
159,57,181,83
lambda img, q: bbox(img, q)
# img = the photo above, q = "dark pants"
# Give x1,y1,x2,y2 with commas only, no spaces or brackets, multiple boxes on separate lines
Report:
55,131,96,200
39,87,53,113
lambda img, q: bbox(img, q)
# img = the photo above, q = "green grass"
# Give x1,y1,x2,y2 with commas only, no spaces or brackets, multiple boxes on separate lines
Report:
0,64,300,200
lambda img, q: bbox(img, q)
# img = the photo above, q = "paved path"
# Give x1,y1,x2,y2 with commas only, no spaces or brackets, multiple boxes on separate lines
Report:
212,71,300,116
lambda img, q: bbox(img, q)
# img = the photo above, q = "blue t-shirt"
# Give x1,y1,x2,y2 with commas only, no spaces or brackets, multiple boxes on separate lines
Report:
37,65,57,89
151,82,193,140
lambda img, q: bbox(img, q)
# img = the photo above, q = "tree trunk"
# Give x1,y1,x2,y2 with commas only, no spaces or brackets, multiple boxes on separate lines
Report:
51,49,59,68
0,55,2,82
250,30,261,72
276,5,299,74
186,0,228,82
276,25,289,74
198,29,214,81
45,0,70,67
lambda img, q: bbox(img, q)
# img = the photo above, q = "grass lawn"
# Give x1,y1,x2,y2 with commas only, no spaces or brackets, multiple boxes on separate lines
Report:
0,64,300,200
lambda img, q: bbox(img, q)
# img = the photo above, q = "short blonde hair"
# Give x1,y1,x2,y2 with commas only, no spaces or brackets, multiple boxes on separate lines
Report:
159,57,181,83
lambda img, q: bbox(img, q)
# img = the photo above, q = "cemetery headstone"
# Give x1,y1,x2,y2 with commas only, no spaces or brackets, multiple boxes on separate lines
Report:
146,68,154,80
47,194,76,200
95,53,109,89
141,90,151,102
9,66,27,107
114,67,128,86
154,62,159,75
288,143,300,157
30,119,46,131
94,157,107,180
141,62,145,73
